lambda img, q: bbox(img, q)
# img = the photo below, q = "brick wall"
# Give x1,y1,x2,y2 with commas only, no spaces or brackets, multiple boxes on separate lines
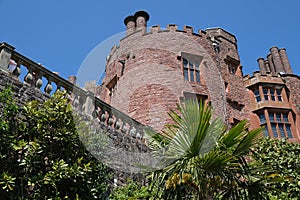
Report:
102,28,233,130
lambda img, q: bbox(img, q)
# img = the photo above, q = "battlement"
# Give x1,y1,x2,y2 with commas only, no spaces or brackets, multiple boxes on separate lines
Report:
122,11,237,44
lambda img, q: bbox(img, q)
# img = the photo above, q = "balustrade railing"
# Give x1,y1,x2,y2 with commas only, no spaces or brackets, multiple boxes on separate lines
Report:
0,42,146,140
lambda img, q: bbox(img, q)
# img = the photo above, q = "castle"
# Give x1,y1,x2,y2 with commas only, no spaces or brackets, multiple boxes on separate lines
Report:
98,11,300,142
0,11,299,143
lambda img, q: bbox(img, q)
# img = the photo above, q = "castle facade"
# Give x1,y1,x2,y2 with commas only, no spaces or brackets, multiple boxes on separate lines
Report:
99,11,300,142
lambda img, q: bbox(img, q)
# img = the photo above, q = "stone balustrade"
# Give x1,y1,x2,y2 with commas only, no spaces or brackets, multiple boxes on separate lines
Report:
0,42,146,141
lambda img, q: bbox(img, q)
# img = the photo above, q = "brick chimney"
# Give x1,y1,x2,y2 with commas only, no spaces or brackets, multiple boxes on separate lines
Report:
124,15,136,36
134,11,149,34
270,46,284,73
279,48,293,73
257,58,266,74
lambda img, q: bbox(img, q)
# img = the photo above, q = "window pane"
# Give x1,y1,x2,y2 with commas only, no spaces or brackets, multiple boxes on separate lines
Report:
184,68,188,81
259,114,266,124
263,89,268,95
254,90,261,102
286,124,293,138
195,62,200,70
256,96,261,102
262,124,269,137
263,89,268,100
183,59,188,68
270,89,275,101
283,113,288,122
277,89,282,101
271,124,278,138
196,71,200,83
269,113,275,122
190,69,194,82
278,124,285,138
276,89,281,95
276,113,281,122
189,62,194,69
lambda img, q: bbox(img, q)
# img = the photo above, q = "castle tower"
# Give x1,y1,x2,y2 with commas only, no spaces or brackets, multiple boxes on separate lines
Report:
101,11,251,131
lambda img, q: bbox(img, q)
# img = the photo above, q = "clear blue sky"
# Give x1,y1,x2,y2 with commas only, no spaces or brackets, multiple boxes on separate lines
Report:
1,0,300,85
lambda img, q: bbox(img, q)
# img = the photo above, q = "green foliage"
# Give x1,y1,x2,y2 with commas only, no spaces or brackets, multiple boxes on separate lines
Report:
0,88,111,199
146,100,274,199
253,137,300,199
109,179,161,200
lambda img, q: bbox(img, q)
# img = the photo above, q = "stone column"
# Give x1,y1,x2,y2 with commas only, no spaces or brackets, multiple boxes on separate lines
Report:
68,75,77,85
0,43,15,72
84,91,95,117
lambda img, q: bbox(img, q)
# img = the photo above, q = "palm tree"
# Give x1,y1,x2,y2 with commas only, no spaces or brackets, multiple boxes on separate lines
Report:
145,100,273,199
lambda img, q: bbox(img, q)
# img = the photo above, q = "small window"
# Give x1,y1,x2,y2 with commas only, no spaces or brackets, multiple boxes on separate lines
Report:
228,63,237,74
269,112,275,122
283,113,288,123
276,113,281,122
263,88,269,100
183,92,208,106
259,113,266,124
262,124,269,137
270,89,275,101
254,90,261,102
276,89,282,101
182,57,201,83
271,124,278,138
278,124,285,138
286,124,292,138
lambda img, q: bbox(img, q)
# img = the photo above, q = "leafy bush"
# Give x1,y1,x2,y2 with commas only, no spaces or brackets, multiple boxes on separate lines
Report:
0,88,111,199
109,179,161,200
253,137,300,200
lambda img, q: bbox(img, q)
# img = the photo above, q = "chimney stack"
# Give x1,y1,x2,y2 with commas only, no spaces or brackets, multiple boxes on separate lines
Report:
279,48,292,74
270,46,284,73
134,11,150,34
267,54,276,73
257,58,266,74
124,15,136,36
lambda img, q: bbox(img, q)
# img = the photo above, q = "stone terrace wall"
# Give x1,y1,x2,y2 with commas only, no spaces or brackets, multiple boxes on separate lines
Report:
0,42,151,185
